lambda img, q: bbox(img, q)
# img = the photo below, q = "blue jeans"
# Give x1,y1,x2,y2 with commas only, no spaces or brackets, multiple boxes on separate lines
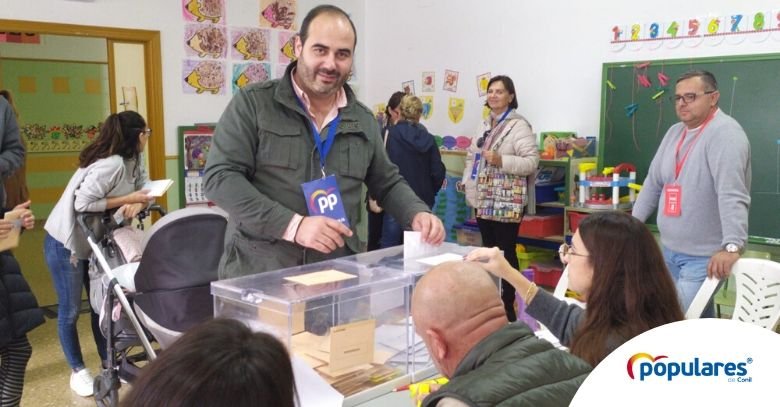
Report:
43,233,106,370
662,246,715,318
379,214,403,249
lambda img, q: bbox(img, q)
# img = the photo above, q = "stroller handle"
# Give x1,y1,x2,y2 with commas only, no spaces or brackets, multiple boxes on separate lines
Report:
76,204,168,241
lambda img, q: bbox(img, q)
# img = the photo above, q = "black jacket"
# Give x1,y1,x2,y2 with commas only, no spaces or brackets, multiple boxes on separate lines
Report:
385,121,445,207
0,250,44,347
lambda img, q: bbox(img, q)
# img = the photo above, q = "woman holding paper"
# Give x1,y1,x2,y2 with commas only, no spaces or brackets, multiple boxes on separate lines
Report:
461,75,539,322
43,110,154,397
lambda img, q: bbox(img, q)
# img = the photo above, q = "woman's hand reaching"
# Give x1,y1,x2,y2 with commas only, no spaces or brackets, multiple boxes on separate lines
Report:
118,202,147,219
464,247,516,279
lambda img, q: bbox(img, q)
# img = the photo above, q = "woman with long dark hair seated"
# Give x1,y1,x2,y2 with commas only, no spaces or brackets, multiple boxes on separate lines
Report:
466,210,684,366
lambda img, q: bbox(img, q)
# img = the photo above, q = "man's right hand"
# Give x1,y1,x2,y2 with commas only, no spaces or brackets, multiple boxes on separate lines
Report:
294,216,353,254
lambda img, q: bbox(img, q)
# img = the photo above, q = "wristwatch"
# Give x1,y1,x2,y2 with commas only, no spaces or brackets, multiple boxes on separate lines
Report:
724,243,742,254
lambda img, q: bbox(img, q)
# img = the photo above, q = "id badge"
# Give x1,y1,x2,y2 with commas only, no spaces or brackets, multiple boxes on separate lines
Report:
300,175,350,226
663,184,682,217
470,153,481,180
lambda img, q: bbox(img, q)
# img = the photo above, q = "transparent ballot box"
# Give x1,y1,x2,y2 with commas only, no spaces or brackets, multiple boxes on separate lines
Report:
211,243,475,405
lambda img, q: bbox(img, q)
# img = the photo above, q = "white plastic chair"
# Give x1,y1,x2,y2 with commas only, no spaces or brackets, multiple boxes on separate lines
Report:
686,258,780,329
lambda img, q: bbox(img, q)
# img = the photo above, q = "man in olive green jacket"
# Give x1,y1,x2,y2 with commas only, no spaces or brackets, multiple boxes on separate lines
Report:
413,262,591,407
204,5,444,279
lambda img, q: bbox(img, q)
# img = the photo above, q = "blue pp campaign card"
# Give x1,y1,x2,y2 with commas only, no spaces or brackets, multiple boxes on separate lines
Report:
301,175,350,227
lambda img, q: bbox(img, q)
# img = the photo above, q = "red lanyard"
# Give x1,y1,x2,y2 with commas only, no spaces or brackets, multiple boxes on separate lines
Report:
674,110,716,180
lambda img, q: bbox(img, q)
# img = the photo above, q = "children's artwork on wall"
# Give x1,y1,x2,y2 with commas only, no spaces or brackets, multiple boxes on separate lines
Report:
182,59,226,95
748,12,772,43
260,0,296,30
232,62,270,94
422,71,435,92
230,28,270,61
374,103,387,127
182,0,225,24
275,63,289,79
448,97,465,124
482,106,490,120
443,70,459,92
420,95,433,120
704,15,726,46
0,32,40,44
21,123,100,152
184,24,228,59
402,80,415,95
278,30,297,64
609,8,780,51
184,133,213,170
476,72,491,97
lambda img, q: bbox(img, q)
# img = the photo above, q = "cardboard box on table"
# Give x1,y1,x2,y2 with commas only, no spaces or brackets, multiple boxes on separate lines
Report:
211,242,477,406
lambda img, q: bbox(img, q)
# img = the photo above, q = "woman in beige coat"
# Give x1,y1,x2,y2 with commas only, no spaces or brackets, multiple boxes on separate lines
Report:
461,75,539,321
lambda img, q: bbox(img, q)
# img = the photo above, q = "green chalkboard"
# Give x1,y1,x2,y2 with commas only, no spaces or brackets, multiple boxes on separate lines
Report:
599,54,780,245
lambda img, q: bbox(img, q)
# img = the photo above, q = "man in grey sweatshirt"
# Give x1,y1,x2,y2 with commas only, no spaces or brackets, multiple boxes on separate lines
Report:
633,70,751,317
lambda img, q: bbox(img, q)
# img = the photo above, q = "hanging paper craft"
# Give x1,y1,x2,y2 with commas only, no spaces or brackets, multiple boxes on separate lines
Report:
448,97,465,124
422,72,435,93
232,62,270,94
260,0,296,29
651,89,665,100
402,80,415,95
482,106,490,120
184,24,228,59
637,74,652,88
606,80,617,90
443,70,459,92
420,95,433,120
183,59,226,95
476,72,491,97
624,103,639,118
182,0,225,24
657,72,669,87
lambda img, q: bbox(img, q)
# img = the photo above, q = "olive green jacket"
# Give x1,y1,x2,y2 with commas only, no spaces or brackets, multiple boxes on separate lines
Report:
204,62,429,279
422,323,591,407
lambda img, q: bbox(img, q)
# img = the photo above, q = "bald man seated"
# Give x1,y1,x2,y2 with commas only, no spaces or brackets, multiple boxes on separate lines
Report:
412,261,591,407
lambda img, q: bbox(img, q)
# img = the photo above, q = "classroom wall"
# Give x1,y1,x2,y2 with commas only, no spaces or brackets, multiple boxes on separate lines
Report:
364,0,780,140
1,0,365,156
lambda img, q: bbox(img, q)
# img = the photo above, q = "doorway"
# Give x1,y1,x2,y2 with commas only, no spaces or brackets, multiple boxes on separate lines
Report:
0,19,166,210
0,20,166,315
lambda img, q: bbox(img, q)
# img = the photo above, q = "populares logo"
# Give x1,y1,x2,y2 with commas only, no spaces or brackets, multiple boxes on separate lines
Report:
626,353,752,382
308,187,338,214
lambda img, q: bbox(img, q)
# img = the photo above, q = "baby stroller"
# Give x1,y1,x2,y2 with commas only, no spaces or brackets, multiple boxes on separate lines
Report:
79,206,227,406
78,205,165,406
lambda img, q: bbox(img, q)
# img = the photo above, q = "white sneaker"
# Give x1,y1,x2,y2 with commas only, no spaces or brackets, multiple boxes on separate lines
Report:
70,368,95,397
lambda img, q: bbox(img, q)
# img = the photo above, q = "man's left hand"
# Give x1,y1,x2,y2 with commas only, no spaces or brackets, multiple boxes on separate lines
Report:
412,212,444,245
707,251,740,279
